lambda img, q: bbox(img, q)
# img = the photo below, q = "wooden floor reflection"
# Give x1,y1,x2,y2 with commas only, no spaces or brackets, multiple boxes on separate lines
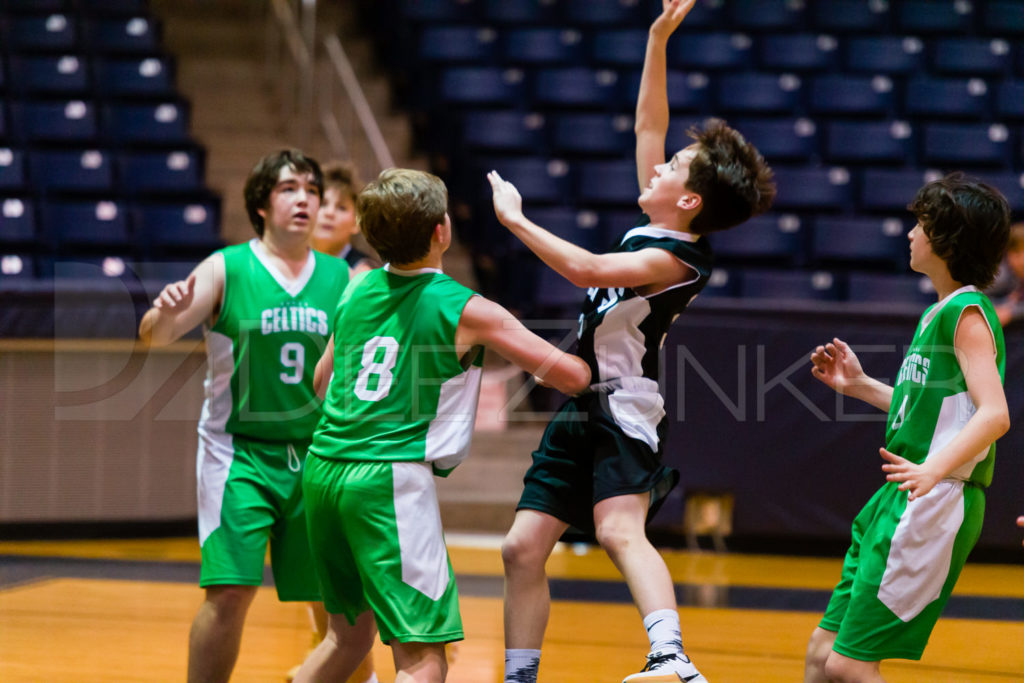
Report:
1,537,1022,682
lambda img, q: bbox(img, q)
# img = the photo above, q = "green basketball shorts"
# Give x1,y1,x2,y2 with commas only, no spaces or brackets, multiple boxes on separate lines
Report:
196,430,320,601
820,479,984,661
303,455,463,644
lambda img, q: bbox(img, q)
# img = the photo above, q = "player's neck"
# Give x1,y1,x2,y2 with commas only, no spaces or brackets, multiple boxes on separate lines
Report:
257,232,311,275
392,254,443,272
927,267,961,301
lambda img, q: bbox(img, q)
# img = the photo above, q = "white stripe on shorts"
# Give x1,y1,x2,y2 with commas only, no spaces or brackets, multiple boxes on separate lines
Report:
393,462,450,601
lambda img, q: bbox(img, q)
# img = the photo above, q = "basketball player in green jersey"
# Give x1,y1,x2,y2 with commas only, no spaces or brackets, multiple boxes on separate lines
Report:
291,168,591,683
805,173,1011,683
139,149,350,683
490,2,774,682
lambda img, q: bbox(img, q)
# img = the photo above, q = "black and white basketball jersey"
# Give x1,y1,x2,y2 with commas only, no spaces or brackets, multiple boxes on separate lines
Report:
577,221,713,388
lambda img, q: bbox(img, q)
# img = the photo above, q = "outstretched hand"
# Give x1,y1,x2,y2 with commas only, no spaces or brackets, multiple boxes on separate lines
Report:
651,0,696,41
810,337,865,396
488,170,524,227
153,273,197,312
880,448,941,501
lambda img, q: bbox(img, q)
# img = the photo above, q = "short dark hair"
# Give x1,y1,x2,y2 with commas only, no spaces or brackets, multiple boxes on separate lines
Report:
357,168,447,266
685,118,776,235
908,173,1010,289
322,160,362,204
243,149,323,236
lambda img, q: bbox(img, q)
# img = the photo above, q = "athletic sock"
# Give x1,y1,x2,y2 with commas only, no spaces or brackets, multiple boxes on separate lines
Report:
504,648,541,683
643,608,684,655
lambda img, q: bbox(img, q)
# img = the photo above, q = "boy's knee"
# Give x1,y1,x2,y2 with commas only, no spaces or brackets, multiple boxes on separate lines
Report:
501,532,545,572
205,584,257,613
594,519,641,556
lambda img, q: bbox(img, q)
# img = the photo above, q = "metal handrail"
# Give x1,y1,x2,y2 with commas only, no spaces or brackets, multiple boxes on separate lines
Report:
266,0,314,148
322,34,395,174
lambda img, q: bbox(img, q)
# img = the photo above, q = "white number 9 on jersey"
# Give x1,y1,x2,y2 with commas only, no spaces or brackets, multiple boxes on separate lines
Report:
279,342,305,384
355,336,400,401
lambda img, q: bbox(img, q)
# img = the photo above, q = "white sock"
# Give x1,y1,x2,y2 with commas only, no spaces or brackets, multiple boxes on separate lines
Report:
361,674,379,683
504,648,541,683
643,609,684,655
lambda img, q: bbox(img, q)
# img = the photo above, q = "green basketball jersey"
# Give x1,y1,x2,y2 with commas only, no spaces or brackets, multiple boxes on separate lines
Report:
309,266,482,475
885,286,1005,487
199,239,350,443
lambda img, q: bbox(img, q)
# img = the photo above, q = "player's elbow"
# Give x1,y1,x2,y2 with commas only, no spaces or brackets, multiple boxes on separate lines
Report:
551,357,591,395
992,408,1011,440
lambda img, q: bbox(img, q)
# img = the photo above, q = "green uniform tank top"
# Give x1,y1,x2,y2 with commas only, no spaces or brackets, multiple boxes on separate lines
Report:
309,265,482,475
885,286,1005,487
199,239,350,442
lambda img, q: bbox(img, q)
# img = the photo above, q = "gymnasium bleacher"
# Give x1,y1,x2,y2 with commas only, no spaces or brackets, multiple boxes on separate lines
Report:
356,0,1024,316
0,0,221,336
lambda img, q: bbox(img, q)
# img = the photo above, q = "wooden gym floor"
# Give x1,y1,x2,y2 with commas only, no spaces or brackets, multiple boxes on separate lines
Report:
1,535,1023,682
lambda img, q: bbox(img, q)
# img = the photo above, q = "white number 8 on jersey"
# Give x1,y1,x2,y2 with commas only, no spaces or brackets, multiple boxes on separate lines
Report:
355,336,399,402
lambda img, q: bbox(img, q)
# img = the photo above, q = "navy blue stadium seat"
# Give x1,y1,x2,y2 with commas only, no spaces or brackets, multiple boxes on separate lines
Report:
845,36,925,74
397,0,480,24
439,67,525,106
904,77,991,119
0,253,34,280
598,209,645,245
715,73,803,115
8,13,79,51
532,67,621,109
418,26,497,63
739,268,843,301
29,149,114,192
94,56,176,97
982,1,1024,35
623,70,710,113
534,266,585,310
809,74,896,116
0,197,36,245
846,272,936,306
134,259,198,286
758,34,840,72
0,148,27,191
84,16,161,53
482,0,559,25
504,28,584,65
485,157,571,204
9,100,98,143
134,200,221,253
824,120,914,164
699,267,741,298
2,0,70,10
858,168,940,212
896,0,974,33
810,0,890,33
576,159,638,206
564,0,645,27
515,207,604,252
461,110,546,152
733,118,818,162
811,216,908,269
727,0,806,31
551,113,633,157
42,199,130,249
591,29,647,67
932,38,1013,77
45,255,135,284
101,101,191,145
996,81,1024,119
710,213,807,265
9,55,90,95
771,166,853,211
83,0,151,12
116,149,204,195
0,105,5,140
923,123,1013,167
667,33,754,71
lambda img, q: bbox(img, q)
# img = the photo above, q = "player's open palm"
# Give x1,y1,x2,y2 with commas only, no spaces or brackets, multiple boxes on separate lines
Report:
487,170,524,227
652,0,696,41
810,337,865,395
154,273,196,312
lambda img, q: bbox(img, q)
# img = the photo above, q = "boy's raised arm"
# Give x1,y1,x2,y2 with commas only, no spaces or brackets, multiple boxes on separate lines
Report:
636,0,695,191
455,296,591,396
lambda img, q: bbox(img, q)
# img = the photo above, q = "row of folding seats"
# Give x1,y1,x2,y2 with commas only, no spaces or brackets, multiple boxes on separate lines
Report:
415,27,1024,77
0,146,205,195
0,252,200,286
0,99,189,145
0,0,147,13
431,67,1024,121
1,54,176,97
457,110,1024,168
0,196,220,256
458,156,1024,213
375,0,1024,36
0,11,161,54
